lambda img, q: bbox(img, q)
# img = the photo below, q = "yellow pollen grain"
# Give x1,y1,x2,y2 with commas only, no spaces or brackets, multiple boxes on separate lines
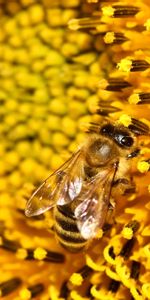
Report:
16,248,28,259
104,32,115,44
102,6,115,17
128,94,140,105
117,58,132,72
144,19,150,31
122,227,133,239
33,247,47,260
86,255,105,272
70,273,83,286
148,185,150,193
118,114,132,127
137,161,149,173
19,288,31,300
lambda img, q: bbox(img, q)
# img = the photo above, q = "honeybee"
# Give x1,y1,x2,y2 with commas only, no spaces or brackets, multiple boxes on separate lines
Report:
25,119,149,252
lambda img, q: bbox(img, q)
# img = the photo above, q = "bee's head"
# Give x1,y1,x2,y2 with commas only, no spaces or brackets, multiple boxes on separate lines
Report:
100,123,134,149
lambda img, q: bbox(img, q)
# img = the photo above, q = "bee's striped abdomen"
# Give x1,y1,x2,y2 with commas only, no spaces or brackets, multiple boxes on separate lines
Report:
54,205,86,252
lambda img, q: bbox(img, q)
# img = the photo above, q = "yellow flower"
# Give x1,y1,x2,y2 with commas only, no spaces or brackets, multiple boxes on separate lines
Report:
0,0,150,299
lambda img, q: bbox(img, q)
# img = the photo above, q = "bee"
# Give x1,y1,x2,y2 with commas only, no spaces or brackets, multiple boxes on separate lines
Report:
25,119,149,252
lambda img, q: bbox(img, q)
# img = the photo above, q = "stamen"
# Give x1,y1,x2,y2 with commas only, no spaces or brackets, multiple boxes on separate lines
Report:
118,59,150,72
129,118,150,135
68,17,101,30
109,246,116,259
102,5,140,18
0,236,20,252
26,248,65,263
0,278,22,296
108,279,120,292
99,78,131,91
120,238,135,259
130,261,141,279
78,265,93,279
125,220,140,233
104,32,128,44
28,283,44,297
60,281,70,298
132,93,150,105
130,60,150,72
97,101,121,116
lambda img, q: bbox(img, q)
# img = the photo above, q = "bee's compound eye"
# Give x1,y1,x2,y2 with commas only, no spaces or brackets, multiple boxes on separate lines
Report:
100,124,114,136
116,134,134,147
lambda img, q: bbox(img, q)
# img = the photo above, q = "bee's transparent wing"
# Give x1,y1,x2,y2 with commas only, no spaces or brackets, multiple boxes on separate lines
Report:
75,165,117,240
25,150,84,217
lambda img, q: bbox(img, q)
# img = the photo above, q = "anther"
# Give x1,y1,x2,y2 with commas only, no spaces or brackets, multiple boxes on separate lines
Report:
0,278,22,296
125,220,140,233
108,279,120,292
97,101,121,116
104,32,128,44
118,59,150,72
129,118,150,135
28,283,44,297
78,265,93,279
68,17,101,30
0,236,20,252
130,261,141,279
99,78,131,91
60,281,70,298
120,238,135,259
130,60,150,72
136,93,150,105
102,5,140,18
26,248,65,263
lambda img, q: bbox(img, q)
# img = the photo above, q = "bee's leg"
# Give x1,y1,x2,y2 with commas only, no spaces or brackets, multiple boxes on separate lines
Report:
111,177,136,197
103,198,116,232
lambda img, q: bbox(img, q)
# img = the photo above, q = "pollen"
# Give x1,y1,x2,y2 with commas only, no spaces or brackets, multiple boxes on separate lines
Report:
19,288,31,300
16,248,28,260
102,6,115,18
104,32,115,44
121,227,133,239
137,161,149,173
118,114,132,127
0,0,150,299
33,247,47,260
69,273,83,286
117,58,132,72
128,94,140,105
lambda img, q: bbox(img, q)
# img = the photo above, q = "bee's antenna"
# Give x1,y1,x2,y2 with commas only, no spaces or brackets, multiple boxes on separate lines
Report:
127,148,140,159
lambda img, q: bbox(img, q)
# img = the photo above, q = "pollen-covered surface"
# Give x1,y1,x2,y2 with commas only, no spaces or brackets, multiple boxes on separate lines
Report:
0,0,150,300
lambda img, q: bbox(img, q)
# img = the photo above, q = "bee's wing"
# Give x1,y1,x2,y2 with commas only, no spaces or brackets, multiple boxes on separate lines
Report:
74,164,117,240
25,149,84,217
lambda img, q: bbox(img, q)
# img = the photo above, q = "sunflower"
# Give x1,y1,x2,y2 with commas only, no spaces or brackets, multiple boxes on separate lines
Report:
0,0,150,299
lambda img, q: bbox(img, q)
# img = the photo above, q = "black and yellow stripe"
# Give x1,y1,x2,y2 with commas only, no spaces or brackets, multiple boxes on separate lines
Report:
54,205,86,252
